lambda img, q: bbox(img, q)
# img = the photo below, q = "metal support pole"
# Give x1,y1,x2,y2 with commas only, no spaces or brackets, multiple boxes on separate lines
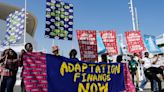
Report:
129,0,136,30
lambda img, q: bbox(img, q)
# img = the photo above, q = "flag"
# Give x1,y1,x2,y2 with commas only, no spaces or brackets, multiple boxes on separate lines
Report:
125,31,145,53
143,35,161,53
1,9,25,46
100,30,118,55
45,0,73,40
123,63,136,92
97,33,106,54
117,34,129,54
23,52,47,92
76,30,98,62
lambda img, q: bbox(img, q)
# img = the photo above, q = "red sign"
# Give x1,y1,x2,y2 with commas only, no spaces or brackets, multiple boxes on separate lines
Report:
125,31,145,53
100,30,118,55
77,30,98,62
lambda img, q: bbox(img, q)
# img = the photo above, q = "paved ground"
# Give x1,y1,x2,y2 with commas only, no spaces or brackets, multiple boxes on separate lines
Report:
14,86,153,92
14,82,164,92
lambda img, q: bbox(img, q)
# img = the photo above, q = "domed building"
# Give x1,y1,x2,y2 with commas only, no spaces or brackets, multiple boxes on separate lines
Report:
0,3,37,52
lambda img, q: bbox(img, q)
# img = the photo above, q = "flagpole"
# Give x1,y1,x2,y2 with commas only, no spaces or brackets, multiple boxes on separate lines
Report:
24,0,27,46
52,39,55,46
135,7,139,30
128,0,136,30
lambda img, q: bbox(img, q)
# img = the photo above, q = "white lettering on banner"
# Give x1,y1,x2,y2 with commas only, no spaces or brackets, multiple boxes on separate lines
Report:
81,41,95,45
77,30,98,61
107,47,116,53
127,37,140,42
103,39,115,43
86,46,91,50
100,31,118,55
84,55,96,58
79,33,95,40
125,31,145,53
84,51,94,54
80,37,95,41
102,33,115,39
130,45,143,51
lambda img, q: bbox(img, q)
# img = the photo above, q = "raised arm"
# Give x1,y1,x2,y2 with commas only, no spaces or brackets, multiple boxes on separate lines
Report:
152,55,159,64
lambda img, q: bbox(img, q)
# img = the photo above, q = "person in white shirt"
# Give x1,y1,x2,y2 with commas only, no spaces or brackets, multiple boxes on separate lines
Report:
139,52,163,92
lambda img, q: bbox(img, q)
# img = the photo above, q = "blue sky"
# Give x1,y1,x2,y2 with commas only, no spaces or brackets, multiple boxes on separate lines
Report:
1,0,164,57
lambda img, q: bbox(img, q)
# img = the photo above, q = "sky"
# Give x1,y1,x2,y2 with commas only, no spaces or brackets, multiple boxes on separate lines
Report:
0,0,164,58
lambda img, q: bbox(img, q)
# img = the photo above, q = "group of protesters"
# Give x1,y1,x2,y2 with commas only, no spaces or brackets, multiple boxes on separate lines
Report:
0,43,79,92
0,43,33,92
100,51,164,92
116,52,164,92
0,43,164,92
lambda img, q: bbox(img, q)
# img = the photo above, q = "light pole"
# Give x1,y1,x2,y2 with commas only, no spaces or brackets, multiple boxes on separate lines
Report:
24,0,27,46
135,7,139,30
128,0,136,30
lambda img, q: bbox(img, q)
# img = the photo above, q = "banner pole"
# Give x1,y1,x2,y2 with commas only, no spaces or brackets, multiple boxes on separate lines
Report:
129,0,136,30
24,0,27,46
134,7,139,30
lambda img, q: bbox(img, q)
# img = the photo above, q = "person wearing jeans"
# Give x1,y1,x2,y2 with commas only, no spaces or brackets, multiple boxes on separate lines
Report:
0,76,16,92
139,52,160,92
0,49,19,92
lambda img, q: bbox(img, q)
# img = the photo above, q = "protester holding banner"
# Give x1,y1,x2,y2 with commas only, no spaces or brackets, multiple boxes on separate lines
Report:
20,43,33,92
0,48,19,92
116,55,123,63
101,53,108,63
69,49,79,61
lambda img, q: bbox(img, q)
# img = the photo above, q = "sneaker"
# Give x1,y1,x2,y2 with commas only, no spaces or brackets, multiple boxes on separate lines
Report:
139,88,143,91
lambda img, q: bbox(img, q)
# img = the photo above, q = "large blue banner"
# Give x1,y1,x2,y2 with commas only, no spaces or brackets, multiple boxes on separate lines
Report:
46,54,125,92
143,35,161,53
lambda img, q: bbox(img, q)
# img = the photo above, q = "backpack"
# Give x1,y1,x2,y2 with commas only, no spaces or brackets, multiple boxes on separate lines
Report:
129,60,138,74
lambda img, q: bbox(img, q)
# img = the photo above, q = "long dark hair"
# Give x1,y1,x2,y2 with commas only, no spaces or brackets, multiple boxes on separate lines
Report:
2,49,17,59
1,49,9,57
9,49,17,59
69,49,77,58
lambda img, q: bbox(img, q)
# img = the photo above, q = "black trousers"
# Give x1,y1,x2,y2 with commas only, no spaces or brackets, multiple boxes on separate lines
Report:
144,67,163,92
